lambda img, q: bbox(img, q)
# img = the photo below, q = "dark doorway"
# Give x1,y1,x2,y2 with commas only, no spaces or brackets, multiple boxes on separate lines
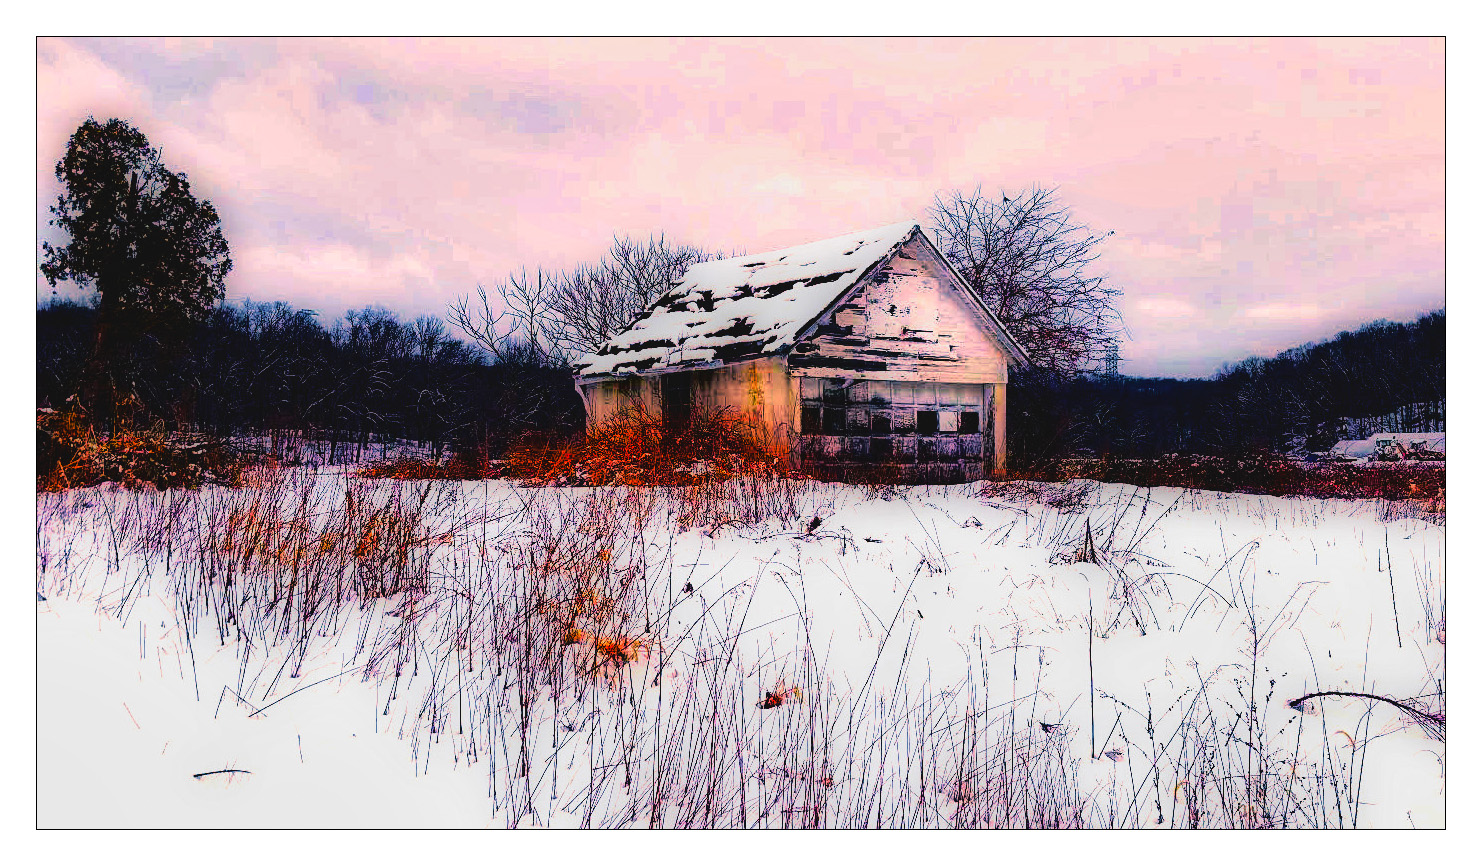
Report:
661,372,693,434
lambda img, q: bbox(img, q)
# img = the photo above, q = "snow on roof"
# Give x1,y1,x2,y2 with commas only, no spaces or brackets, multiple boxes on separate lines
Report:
574,221,920,378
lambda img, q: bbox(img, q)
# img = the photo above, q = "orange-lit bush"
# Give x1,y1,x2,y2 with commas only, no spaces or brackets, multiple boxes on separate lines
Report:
506,404,804,529
208,480,435,604
358,448,500,481
37,407,247,491
506,404,789,487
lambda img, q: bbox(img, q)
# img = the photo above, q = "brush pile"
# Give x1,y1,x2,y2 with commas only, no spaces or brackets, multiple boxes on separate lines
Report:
507,404,792,487
37,407,246,491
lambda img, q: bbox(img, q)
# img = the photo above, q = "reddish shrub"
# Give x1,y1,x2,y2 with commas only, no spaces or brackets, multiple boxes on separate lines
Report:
1013,454,1443,503
506,404,789,487
38,407,248,491
357,449,500,481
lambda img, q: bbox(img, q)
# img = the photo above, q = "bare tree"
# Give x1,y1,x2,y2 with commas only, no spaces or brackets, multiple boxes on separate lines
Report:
449,234,714,366
411,315,447,361
547,234,713,358
449,269,564,366
929,186,1123,378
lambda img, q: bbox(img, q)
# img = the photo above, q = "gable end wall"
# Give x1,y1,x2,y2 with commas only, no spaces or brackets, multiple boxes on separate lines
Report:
787,236,1010,383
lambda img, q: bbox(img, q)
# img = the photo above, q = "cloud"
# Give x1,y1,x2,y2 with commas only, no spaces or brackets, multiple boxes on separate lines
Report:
36,40,154,172
231,242,441,317
1134,296,1199,318
1244,303,1330,322
35,37,1443,377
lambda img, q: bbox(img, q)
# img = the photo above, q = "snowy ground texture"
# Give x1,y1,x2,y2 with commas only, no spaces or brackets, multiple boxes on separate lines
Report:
36,470,1445,828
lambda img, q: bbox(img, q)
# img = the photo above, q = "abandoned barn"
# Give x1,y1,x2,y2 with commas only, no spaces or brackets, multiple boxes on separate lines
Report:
572,221,1030,482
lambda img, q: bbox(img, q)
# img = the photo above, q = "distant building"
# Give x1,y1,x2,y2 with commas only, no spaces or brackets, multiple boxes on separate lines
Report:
573,222,1031,482
1329,432,1445,462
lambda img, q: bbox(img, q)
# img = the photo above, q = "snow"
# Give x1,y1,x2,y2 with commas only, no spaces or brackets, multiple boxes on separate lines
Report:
574,221,920,378
1331,432,1446,460
37,593,495,828
36,473,1445,828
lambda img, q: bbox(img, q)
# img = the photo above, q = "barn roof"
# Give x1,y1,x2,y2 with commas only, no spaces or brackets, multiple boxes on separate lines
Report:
573,221,1029,379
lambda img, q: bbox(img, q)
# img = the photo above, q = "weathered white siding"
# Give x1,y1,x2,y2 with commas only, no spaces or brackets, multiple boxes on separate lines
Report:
685,357,795,454
580,376,660,427
579,357,794,456
789,236,1009,385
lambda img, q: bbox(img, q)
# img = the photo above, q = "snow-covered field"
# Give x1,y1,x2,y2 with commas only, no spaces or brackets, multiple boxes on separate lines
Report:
36,471,1445,828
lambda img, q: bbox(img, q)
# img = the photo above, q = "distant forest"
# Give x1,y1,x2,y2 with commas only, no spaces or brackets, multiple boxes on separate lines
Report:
1010,309,1445,465
36,299,1443,466
36,299,583,459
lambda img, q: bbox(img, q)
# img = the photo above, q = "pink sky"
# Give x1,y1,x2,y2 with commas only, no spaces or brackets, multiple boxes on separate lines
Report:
35,37,1443,378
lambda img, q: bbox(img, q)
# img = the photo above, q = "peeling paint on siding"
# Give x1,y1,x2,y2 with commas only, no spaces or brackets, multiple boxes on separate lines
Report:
789,237,1009,385
577,234,1014,480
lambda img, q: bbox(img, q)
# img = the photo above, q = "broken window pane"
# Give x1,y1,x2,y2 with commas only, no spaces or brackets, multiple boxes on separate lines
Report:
917,410,938,434
801,406,822,435
960,411,980,434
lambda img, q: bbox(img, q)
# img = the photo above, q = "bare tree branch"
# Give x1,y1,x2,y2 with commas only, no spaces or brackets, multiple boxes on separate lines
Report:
929,186,1124,378
449,234,718,366
449,270,562,367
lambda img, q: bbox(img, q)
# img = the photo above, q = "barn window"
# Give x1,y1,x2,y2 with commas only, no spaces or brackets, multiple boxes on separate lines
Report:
794,374,991,477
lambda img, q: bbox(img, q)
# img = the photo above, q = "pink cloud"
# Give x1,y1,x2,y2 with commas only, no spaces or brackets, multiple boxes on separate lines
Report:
1245,303,1330,322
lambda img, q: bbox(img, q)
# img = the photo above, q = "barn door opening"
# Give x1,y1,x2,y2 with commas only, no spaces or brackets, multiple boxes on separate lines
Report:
661,372,693,435
983,384,995,475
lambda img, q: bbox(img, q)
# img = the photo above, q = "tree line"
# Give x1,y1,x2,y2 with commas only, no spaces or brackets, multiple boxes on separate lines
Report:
36,298,582,459
1008,309,1445,465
